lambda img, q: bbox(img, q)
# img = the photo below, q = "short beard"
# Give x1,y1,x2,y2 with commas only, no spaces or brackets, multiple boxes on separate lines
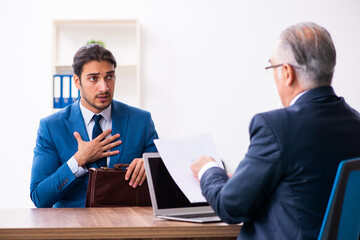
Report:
82,93,111,111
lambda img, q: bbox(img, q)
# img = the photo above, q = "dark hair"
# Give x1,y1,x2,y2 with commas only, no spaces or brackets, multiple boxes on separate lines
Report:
72,44,117,78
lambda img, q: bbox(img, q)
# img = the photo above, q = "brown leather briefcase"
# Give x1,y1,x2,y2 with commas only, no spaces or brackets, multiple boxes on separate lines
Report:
85,163,152,207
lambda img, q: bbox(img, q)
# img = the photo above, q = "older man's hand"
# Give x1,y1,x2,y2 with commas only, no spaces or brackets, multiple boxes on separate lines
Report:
190,155,215,180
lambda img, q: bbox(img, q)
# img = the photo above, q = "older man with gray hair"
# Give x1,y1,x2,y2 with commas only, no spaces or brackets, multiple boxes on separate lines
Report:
191,22,360,239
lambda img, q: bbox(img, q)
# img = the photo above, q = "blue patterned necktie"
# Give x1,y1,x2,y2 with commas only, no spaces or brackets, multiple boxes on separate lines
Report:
92,114,107,168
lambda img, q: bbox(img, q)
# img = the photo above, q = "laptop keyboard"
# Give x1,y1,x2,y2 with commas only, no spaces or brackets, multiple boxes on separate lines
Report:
168,212,218,219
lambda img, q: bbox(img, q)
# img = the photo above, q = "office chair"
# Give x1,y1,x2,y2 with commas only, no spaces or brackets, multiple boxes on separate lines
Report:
318,157,360,240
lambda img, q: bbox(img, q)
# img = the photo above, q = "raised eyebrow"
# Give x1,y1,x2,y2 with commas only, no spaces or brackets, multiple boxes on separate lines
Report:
106,70,115,74
87,72,100,76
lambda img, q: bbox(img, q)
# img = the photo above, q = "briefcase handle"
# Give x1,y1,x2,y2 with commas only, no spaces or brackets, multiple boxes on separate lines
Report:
97,164,129,171
114,163,129,169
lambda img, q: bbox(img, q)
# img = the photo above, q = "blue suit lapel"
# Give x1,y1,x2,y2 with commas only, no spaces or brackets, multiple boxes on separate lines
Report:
64,101,97,169
64,101,89,141
109,101,129,167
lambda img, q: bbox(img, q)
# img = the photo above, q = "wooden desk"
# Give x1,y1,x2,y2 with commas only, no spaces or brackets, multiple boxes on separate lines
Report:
0,207,241,240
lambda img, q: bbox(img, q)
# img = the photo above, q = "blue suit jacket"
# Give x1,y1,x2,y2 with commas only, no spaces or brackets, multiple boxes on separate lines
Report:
31,100,158,208
200,86,360,239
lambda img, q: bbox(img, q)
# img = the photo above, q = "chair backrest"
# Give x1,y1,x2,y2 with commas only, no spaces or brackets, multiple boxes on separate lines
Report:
318,157,360,240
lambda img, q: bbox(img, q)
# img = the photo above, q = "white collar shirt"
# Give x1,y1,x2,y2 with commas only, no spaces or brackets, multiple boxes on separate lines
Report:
289,90,308,106
79,101,112,141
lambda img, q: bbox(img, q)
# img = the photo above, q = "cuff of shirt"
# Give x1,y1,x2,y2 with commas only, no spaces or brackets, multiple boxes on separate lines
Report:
198,161,221,181
67,156,88,178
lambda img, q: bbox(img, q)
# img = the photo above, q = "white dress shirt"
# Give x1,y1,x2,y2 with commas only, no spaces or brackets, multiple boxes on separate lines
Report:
289,90,307,106
67,102,112,178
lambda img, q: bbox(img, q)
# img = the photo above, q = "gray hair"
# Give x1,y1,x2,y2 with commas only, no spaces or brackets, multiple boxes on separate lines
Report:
274,22,336,89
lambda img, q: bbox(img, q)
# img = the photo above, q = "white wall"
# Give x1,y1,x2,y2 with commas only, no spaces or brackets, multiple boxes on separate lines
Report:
0,0,359,208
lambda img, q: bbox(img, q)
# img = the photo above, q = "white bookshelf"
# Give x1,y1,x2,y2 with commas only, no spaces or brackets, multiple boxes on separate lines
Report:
52,19,141,108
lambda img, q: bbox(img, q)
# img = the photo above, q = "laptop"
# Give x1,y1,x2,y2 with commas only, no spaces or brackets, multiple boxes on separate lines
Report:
143,152,221,223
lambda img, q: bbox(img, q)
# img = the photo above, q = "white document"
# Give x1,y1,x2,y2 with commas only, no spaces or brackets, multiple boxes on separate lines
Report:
154,134,223,203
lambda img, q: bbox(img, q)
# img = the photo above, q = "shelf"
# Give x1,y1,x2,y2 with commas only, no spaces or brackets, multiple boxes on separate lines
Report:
53,19,138,25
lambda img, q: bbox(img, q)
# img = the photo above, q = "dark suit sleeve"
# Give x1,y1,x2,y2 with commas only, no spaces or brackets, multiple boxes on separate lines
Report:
143,113,159,153
200,114,283,224
30,119,78,208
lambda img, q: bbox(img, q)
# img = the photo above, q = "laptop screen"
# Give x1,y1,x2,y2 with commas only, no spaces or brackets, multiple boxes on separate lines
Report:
148,156,209,209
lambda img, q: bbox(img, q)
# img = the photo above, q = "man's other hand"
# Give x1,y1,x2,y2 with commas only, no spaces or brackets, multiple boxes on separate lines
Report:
125,158,146,188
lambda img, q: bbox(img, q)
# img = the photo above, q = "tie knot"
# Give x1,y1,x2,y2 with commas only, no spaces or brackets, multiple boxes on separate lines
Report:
93,114,103,124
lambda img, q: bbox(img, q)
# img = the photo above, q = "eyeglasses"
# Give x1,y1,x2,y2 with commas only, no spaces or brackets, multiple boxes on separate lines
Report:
265,64,285,70
265,61,301,71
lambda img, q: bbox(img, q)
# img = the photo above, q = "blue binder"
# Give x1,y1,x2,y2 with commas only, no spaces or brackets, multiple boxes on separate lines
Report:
70,76,80,103
53,74,80,109
53,75,62,108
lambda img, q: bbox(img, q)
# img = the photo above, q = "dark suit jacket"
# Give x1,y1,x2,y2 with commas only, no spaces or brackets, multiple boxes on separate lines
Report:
201,86,360,239
31,100,158,208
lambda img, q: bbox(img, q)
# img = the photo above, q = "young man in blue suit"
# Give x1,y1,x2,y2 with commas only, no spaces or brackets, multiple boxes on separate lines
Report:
31,44,158,208
191,22,360,239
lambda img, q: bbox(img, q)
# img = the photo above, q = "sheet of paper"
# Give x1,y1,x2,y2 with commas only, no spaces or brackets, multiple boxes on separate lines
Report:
154,133,223,203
